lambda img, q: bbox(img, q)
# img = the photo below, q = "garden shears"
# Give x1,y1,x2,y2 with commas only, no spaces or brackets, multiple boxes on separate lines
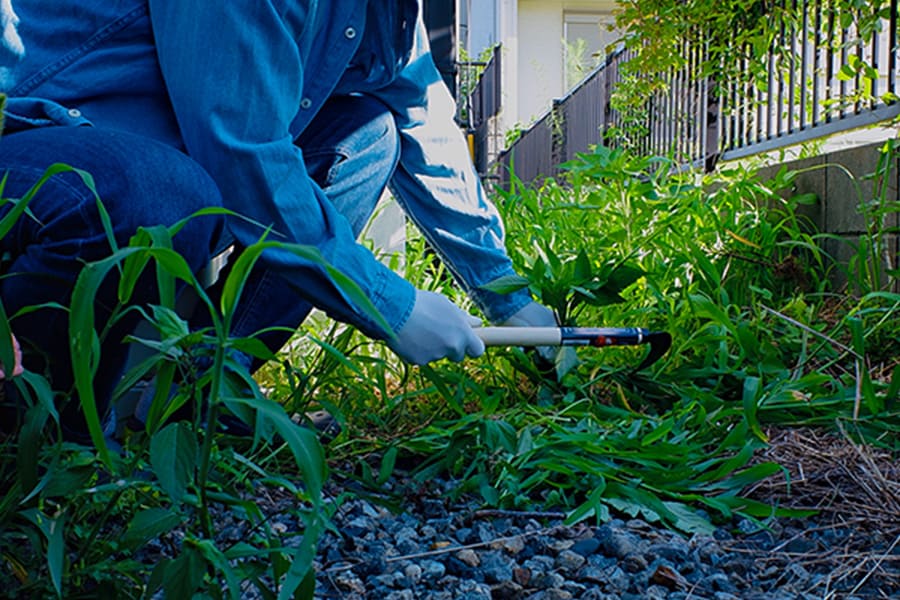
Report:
474,326,672,370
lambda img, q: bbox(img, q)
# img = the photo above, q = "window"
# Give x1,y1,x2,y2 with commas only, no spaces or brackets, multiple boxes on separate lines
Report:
563,12,617,89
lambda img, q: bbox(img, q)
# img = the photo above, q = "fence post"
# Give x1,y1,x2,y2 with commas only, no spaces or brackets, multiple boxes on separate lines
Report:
705,78,721,172
551,98,567,178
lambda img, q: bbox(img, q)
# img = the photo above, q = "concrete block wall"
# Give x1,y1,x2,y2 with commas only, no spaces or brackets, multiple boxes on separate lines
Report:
755,141,899,291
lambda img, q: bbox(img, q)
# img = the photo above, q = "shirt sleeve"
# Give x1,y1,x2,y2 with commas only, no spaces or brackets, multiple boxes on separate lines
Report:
147,0,415,338
369,14,532,324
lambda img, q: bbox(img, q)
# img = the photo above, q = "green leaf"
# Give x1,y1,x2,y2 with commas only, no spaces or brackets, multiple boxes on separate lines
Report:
706,462,784,492
661,501,715,535
195,539,242,600
377,447,398,487
21,509,66,598
0,164,79,240
564,483,607,525
69,247,145,467
741,376,767,442
122,508,183,550
884,363,900,411
277,526,322,600
790,192,819,206
607,263,644,292
480,274,530,294
163,546,205,600
837,63,857,81
150,422,198,503
226,395,325,502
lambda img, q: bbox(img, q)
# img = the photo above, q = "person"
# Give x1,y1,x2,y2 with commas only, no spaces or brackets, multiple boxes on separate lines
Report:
0,1,558,439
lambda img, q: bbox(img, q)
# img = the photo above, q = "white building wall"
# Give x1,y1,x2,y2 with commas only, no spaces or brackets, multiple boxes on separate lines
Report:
518,0,565,125
461,0,619,131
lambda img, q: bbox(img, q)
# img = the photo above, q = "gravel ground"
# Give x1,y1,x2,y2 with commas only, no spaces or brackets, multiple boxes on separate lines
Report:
146,426,898,599
301,478,898,600
301,427,900,599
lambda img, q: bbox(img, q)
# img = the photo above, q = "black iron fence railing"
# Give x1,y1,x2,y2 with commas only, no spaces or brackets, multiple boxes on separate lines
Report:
458,45,503,175
477,0,899,187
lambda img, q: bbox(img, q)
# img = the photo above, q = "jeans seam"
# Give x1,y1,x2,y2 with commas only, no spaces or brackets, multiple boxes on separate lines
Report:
9,5,148,96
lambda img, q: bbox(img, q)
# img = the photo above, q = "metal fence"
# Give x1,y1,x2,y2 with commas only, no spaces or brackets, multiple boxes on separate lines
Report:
494,49,630,186
459,45,503,175
487,0,900,187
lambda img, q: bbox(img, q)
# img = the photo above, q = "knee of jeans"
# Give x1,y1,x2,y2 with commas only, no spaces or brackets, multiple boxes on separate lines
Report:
93,133,224,263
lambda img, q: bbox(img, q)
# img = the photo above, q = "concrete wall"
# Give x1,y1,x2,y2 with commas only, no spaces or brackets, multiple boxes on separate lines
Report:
756,141,900,290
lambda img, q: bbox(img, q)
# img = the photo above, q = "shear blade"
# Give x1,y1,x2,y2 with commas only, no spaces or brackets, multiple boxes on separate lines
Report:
635,331,672,371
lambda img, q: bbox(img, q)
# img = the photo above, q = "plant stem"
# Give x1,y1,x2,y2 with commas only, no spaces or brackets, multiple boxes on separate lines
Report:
196,335,227,539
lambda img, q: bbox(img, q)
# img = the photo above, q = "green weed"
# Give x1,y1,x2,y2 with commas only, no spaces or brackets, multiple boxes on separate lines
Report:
0,164,382,598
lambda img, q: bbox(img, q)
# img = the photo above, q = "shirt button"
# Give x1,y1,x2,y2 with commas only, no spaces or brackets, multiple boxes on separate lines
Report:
344,26,356,39
300,98,312,109
67,108,82,118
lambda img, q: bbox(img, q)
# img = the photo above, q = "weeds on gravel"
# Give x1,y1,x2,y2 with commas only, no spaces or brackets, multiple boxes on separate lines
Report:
0,163,382,597
267,142,899,535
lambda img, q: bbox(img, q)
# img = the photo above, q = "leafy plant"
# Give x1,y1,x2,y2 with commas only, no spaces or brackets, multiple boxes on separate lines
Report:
281,140,898,540
0,163,386,598
609,0,896,149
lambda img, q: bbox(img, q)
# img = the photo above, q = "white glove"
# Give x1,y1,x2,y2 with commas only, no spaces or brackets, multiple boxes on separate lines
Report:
499,301,559,362
500,302,579,376
388,290,486,365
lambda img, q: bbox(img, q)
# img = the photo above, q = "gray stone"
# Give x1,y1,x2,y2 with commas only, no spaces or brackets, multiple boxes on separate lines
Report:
621,552,648,573
480,550,514,584
455,527,473,543
501,535,526,555
456,549,481,567
403,563,422,585
570,537,601,557
490,580,524,600
555,549,586,572
531,571,566,590
372,573,398,589
648,541,688,563
420,559,446,581
645,585,669,600
601,531,638,558
523,555,555,575
454,578,493,600
561,581,588,596
332,571,366,594
702,573,736,593
606,566,630,593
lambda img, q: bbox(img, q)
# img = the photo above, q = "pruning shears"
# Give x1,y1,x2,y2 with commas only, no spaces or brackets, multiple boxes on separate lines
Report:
474,326,672,370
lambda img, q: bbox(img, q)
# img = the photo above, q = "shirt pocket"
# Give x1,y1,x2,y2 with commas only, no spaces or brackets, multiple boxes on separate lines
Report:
3,96,92,133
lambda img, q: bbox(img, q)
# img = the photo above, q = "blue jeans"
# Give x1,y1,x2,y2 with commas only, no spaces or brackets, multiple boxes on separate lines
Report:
224,95,400,365
0,126,222,440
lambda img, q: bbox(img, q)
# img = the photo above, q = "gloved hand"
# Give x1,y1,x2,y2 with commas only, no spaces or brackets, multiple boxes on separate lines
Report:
498,301,559,362
499,301,579,375
388,290,486,365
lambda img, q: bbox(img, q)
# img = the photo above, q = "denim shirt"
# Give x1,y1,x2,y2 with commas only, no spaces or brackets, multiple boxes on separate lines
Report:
0,0,530,337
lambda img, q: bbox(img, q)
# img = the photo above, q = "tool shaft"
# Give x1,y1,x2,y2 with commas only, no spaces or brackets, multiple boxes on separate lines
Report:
475,327,562,346
474,327,651,347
